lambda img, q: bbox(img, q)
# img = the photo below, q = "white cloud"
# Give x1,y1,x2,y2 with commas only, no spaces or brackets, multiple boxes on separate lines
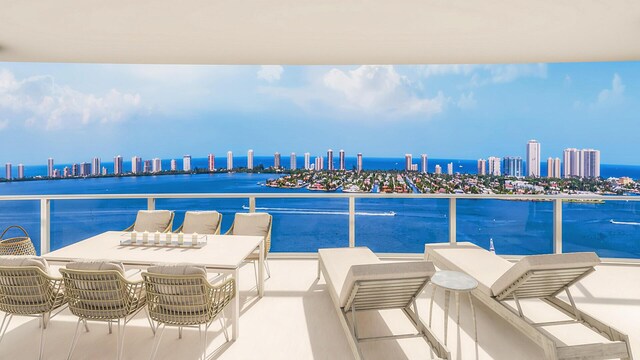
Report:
457,92,477,109
257,65,284,83
595,73,624,106
0,69,141,130
421,64,547,85
321,65,447,116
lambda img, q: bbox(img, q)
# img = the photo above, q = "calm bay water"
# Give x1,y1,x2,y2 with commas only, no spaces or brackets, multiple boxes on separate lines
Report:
1,157,640,258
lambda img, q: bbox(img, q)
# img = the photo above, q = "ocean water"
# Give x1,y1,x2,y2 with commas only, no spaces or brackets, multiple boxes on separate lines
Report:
0,158,639,258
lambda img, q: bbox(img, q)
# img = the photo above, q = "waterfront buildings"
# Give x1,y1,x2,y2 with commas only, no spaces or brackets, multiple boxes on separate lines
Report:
53,169,60,178
101,167,107,176
447,162,453,175
526,140,541,177
91,157,101,176
208,154,215,171
503,156,523,177
247,150,254,170
488,156,501,176
227,151,233,170
477,159,487,175
170,159,177,171
80,162,90,177
4,163,11,180
152,158,162,173
113,155,123,175
434,164,442,174
314,156,324,171
17,164,24,179
547,157,561,178
47,158,54,178
405,154,412,171
63,167,70,177
290,153,297,170
274,152,281,169
339,150,345,170
327,149,334,171
183,155,191,171
421,154,428,174
357,153,363,172
131,156,142,174
563,148,601,178
582,149,601,178
71,164,78,177
304,153,311,170
143,160,151,174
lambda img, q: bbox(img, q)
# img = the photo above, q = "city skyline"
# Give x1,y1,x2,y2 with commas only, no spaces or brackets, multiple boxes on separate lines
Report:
0,62,638,165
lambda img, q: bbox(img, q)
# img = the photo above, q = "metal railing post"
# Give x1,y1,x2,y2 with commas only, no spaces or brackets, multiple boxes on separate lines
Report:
40,198,50,255
449,198,457,245
553,198,562,254
147,197,155,210
349,197,355,247
249,197,256,212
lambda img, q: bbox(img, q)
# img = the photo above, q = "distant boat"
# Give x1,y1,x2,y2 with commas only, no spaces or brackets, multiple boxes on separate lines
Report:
610,219,640,226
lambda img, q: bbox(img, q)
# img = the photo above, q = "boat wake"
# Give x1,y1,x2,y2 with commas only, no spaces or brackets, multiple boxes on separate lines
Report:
241,205,396,216
610,219,640,226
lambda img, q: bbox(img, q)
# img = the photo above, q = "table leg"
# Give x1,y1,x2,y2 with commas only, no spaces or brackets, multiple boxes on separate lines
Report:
428,285,437,327
468,292,477,343
258,241,264,298
443,289,451,346
232,268,239,341
455,291,460,325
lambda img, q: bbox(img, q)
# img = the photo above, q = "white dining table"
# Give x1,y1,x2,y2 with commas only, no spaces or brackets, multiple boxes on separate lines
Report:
42,231,264,340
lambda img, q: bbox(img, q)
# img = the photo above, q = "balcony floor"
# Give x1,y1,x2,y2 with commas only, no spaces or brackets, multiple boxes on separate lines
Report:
1,257,639,359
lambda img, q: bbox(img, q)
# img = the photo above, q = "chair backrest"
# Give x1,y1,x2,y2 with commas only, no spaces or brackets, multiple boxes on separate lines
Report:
342,261,435,311
230,213,272,253
132,210,174,232
180,211,222,234
0,256,62,315
60,260,133,320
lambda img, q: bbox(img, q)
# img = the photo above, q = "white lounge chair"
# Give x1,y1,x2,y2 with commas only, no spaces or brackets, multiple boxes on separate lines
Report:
317,247,450,360
124,210,174,233
225,212,272,283
175,211,222,235
425,242,633,360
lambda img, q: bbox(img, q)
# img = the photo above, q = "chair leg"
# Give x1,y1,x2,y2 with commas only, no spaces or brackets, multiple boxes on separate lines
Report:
109,320,113,334
178,326,183,339
0,313,13,346
67,318,83,360
264,259,271,280
199,324,207,360
39,313,50,360
116,318,126,360
253,261,259,289
145,307,156,335
219,315,229,342
83,319,90,333
149,324,166,360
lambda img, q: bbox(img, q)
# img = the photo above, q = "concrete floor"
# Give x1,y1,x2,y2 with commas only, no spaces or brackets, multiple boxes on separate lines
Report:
1,258,638,359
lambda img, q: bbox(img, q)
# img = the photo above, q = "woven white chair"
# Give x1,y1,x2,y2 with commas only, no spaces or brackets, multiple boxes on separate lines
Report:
174,211,222,235
60,260,147,360
225,212,272,283
142,264,235,360
124,210,174,233
0,256,66,360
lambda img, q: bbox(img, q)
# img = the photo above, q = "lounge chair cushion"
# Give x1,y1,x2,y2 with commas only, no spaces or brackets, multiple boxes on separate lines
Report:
491,252,600,297
341,261,435,308
425,242,512,296
318,247,381,307
133,210,173,232
146,264,210,315
147,263,207,276
181,211,221,234
66,260,125,274
231,213,271,238
0,255,49,274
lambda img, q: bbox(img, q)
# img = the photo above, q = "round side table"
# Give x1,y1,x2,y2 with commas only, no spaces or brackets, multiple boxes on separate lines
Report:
428,270,478,346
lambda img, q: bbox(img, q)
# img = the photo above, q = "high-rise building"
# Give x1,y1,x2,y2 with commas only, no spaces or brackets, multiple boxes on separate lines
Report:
63,167,70,177
47,158,54,177
4,163,11,180
477,159,487,175
582,149,601,178
113,155,123,175
526,140,541,177
304,153,311,170
290,153,297,170
547,157,555,178
554,157,561,178
405,154,412,171
71,163,78,177
170,159,177,171
421,154,428,174
447,162,454,175
488,157,501,176
91,157,101,176
227,151,233,170
80,162,91,176
503,156,523,177
563,148,600,178
17,164,24,179
563,148,580,178
101,167,107,176
434,164,442,174
53,169,60,178
152,158,162,173
183,155,191,171
314,156,324,171
208,154,215,171
143,160,152,173
274,152,281,168
357,153,363,172
339,150,345,171
131,156,142,174
327,149,334,171
247,150,254,170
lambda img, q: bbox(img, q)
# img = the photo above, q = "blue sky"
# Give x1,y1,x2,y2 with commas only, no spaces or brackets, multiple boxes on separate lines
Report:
0,62,638,165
